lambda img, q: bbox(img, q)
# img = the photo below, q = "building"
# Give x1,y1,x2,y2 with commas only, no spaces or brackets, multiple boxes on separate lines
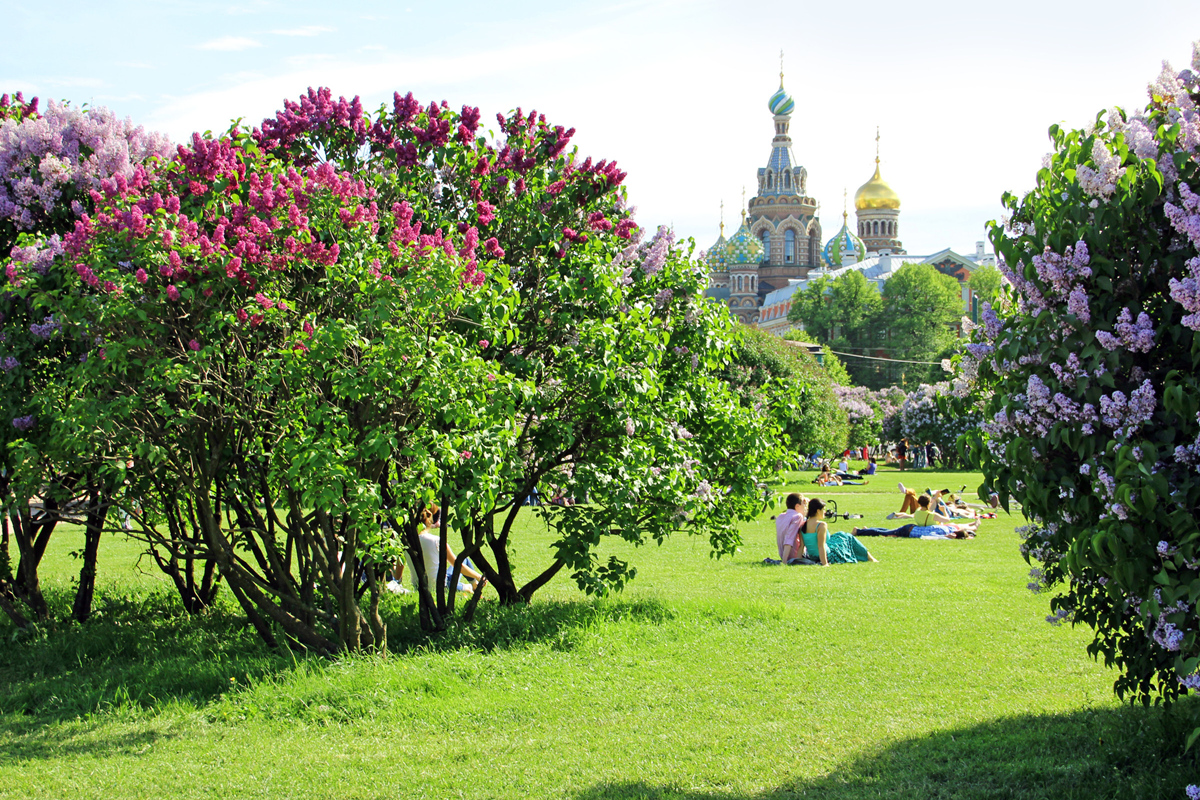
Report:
705,77,995,331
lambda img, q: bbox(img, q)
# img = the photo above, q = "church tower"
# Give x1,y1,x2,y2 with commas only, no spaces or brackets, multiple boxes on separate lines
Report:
746,60,821,297
853,129,904,254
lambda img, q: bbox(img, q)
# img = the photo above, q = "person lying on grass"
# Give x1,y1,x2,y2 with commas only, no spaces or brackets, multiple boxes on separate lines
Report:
909,494,978,538
801,498,878,566
851,522,972,540
815,469,868,487
890,484,990,521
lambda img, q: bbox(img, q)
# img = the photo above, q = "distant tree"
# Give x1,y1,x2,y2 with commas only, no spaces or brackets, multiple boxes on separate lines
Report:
968,263,1004,306
879,262,963,386
780,330,852,386
785,275,834,340
721,328,848,456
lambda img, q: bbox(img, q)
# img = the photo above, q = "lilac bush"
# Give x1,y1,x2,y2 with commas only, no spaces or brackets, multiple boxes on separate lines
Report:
962,43,1200,717
833,384,881,448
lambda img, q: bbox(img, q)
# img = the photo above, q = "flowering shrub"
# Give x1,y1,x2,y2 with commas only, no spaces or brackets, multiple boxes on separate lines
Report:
893,382,979,467
962,44,1200,716
834,384,882,449
1,88,783,647
0,93,173,627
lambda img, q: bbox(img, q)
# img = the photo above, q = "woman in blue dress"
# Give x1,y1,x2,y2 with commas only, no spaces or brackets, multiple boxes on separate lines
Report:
801,498,878,565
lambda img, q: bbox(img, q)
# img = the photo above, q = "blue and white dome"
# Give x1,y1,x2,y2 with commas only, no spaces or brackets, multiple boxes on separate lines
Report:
767,83,795,116
822,215,868,268
705,232,728,271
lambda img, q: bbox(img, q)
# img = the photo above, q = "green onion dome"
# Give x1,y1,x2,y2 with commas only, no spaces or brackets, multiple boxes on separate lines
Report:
822,213,868,268
705,232,728,271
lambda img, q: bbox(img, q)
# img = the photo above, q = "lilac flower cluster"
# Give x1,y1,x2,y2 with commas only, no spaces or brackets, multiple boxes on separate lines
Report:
9,234,63,276
833,384,876,424
638,226,672,277
11,414,34,430
1095,307,1155,352
1097,380,1156,439
28,315,59,338
0,100,172,230
1075,140,1126,201
1,355,16,371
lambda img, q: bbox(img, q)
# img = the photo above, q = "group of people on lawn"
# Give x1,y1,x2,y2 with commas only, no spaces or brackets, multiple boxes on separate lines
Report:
774,478,985,566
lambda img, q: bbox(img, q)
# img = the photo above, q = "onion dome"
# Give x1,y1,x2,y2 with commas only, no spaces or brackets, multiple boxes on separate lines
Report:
822,212,868,268
767,82,795,116
725,219,764,267
705,231,728,271
854,160,901,210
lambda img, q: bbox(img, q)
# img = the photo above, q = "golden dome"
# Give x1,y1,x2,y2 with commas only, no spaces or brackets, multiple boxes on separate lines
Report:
854,160,901,210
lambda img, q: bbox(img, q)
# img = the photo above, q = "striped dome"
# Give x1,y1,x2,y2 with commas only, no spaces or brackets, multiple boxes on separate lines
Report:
725,221,764,267
767,84,795,116
822,218,868,268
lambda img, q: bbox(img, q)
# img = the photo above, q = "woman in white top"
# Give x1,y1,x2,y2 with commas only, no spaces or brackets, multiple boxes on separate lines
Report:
392,507,486,594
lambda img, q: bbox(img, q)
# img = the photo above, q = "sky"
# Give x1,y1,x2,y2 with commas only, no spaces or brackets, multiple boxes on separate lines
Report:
4,0,1200,257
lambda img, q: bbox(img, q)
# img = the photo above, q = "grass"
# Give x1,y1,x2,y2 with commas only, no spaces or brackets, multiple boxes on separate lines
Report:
1,465,1197,799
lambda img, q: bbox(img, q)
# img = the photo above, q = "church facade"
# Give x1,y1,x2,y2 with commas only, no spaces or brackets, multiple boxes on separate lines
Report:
705,77,989,328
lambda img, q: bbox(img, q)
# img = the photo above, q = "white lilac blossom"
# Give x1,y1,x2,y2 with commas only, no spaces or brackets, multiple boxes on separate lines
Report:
1075,139,1126,201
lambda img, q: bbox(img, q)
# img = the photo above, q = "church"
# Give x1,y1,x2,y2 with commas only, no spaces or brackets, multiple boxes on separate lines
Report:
704,76,994,330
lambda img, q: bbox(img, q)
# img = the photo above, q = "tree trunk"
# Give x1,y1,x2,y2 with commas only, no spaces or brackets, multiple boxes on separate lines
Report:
71,484,108,623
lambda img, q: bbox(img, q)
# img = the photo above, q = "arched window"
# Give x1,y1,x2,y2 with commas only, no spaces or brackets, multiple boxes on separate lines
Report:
872,220,879,236
760,231,771,260
737,275,742,293
785,229,795,263
767,173,774,190
784,172,791,189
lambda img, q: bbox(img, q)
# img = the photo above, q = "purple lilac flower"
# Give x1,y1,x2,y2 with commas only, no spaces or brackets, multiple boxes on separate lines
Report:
11,414,34,431
29,315,60,338
1,356,16,371
639,226,672,276
1187,785,1200,800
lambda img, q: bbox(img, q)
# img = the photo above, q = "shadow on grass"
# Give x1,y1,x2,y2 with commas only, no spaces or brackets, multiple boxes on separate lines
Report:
573,702,1200,800
0,586,672,730
384,594,673,655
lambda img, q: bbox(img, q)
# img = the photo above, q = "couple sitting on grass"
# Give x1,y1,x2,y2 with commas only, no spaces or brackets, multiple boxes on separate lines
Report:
774,494,878,566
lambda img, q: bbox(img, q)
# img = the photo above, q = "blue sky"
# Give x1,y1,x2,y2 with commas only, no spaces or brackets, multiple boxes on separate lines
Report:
5,0,1200,257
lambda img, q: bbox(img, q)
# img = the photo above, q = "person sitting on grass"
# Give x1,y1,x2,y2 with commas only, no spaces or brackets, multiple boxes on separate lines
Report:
857,458,877,478
911,494,978,538
774,492,809,564
394,506,487,595
801,498,878,566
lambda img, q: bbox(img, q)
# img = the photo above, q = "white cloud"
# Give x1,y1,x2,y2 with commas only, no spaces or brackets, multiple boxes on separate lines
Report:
271,25,335,36
196,37,263,52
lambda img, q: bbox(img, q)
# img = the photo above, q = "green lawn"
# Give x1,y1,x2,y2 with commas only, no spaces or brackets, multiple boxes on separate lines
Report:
1,466,1197,799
